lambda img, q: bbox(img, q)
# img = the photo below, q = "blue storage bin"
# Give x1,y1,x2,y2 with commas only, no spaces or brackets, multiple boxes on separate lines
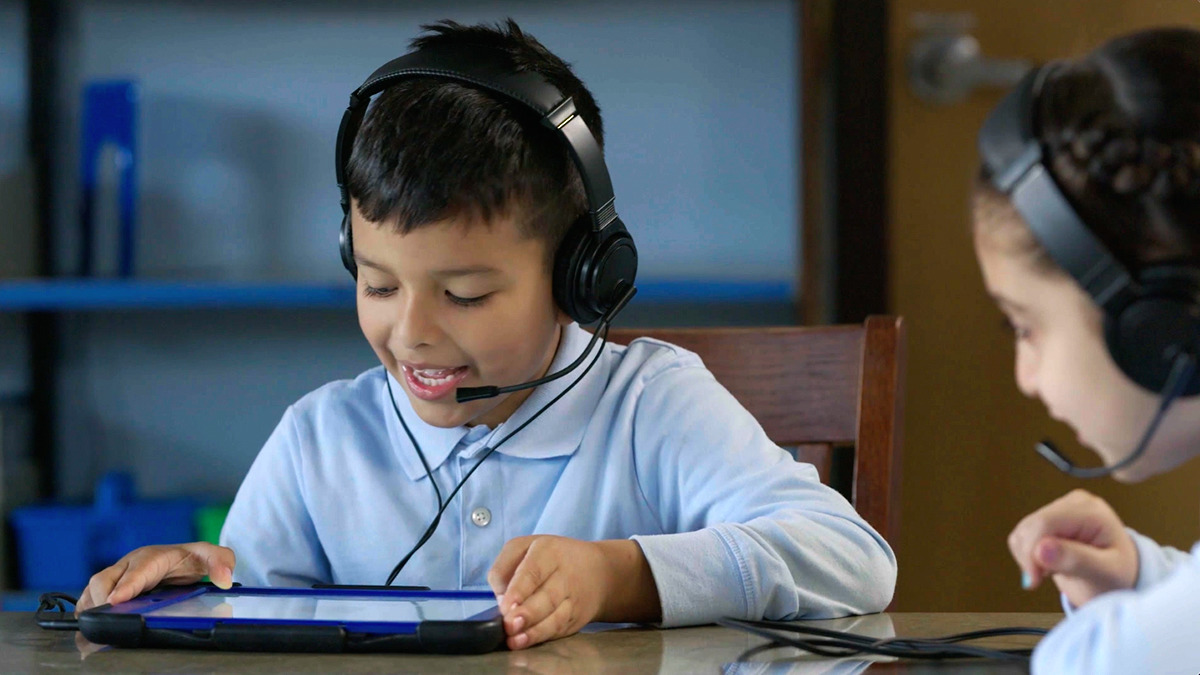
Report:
9,471,199,591
8,505,93,591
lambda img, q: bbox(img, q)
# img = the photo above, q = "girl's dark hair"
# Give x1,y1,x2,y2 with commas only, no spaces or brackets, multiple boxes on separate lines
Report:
345,19,603,265
976,27,1200,271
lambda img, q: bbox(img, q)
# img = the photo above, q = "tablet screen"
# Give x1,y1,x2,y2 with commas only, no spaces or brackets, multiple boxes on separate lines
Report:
142,591,498,624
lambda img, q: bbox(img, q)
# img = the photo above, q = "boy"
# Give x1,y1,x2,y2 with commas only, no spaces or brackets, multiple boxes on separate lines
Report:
77,19,896,650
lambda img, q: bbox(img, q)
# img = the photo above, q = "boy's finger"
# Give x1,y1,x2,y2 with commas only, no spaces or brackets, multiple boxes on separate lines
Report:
168,543,236,588
209,564,235,590
77,560,128,614
505,577,561,635
83,580,111,611
108,549,191,605
510,597,575,650
502,549,560,612
488,537,535,598
107,570,163,606
181,542,237,576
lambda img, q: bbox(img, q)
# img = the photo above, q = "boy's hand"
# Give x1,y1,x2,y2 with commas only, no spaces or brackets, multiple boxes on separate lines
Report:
76,542,236,615
487,535,659,651
1008,489,1138,608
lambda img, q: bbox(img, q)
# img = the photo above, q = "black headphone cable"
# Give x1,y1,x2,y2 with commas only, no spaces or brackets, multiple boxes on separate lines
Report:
718,617,1049,662
383,320,613,586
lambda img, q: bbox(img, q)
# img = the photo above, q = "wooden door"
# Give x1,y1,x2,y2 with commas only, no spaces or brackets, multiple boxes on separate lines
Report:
888,0,1200,610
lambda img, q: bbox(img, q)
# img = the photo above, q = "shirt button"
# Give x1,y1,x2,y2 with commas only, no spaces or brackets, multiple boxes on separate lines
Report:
471,507,492,528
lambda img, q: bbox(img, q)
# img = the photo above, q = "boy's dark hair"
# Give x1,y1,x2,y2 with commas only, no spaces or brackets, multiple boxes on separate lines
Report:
975,27,1200,271
345,19,604,266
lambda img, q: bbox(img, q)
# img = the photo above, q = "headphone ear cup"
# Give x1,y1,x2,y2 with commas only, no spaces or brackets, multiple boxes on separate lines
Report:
589,221,638,315
553,216,638,325
339,213,357,279
1105,267,1200,396
553,217,593,323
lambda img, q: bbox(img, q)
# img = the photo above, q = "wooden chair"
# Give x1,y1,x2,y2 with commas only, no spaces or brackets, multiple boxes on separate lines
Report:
607,316,905,547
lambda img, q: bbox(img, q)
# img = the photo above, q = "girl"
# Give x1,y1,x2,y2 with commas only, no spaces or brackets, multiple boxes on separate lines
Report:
973,27,1200,673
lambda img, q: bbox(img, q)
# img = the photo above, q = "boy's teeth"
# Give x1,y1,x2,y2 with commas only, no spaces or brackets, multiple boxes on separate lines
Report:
410,366,464,386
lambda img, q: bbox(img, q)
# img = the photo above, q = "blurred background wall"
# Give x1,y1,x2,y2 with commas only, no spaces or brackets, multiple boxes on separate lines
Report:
3,0,800,504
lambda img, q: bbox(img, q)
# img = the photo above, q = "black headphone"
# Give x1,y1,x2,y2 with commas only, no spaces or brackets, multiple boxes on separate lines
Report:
979,64,1200,396
335,45,638,325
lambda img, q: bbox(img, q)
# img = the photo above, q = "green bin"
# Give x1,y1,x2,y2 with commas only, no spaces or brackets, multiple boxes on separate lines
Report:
194,504,231,546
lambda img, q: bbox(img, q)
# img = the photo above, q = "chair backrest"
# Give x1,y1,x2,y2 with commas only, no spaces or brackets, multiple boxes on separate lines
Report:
607,315,905,547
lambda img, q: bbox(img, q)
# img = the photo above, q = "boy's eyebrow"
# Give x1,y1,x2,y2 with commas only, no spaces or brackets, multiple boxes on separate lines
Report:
430,266,501,279
353,255,391,273
352,256,500,279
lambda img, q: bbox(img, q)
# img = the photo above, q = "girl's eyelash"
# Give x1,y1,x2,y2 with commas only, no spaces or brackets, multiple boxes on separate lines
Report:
446,291,490,307
1000,316,1032,340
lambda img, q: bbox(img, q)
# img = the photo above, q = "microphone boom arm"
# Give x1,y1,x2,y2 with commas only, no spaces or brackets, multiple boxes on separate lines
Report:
455,284,637,403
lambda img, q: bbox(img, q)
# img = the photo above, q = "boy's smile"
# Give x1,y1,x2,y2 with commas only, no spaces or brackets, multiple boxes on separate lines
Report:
351,200,570,429
400,363,470,401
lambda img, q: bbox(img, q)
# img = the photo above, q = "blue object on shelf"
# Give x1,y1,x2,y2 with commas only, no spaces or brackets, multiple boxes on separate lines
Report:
1,590,47,612
8,470,198,591
8,505,93,592
80,80,139,278
0,278,793,311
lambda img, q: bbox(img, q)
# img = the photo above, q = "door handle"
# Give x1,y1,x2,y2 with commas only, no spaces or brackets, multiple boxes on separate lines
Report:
908,31,1033,105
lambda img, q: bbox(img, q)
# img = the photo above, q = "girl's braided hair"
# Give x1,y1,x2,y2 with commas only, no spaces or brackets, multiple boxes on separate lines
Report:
978,28,1200,271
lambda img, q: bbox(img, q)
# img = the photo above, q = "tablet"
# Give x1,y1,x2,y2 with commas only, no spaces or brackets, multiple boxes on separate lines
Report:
78,585,505,654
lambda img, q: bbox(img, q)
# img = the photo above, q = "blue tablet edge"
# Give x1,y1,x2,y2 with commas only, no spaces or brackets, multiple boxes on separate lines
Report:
77,585,506,654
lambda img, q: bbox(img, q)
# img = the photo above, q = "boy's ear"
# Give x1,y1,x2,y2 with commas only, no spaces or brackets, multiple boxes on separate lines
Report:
555,303,573,327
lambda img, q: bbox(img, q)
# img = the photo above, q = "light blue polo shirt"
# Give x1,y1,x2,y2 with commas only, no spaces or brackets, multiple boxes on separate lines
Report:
222,322,896,626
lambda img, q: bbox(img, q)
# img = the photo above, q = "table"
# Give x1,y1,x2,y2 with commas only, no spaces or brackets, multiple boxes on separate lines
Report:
2,611,1062,673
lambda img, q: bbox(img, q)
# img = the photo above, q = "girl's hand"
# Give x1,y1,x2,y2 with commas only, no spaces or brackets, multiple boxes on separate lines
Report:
1008,489,1138,608
76,542,236,615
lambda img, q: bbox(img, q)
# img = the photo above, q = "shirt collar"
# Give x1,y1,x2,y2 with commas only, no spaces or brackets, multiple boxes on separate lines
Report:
382,323,609,481
381,370,473,482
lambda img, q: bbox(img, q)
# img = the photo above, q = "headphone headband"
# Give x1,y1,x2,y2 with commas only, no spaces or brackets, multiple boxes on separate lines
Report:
978,64,1137,310
335,42,638,326
978,62,1200,397
336,45,616,231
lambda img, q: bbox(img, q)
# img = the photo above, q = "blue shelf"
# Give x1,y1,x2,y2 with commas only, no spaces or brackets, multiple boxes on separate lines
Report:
0,279,354,310
0,278,793,311
633,279,792,303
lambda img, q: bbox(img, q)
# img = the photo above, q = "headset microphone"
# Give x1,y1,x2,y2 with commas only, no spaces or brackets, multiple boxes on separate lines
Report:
455,284,636,403
1035,351,1197,478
